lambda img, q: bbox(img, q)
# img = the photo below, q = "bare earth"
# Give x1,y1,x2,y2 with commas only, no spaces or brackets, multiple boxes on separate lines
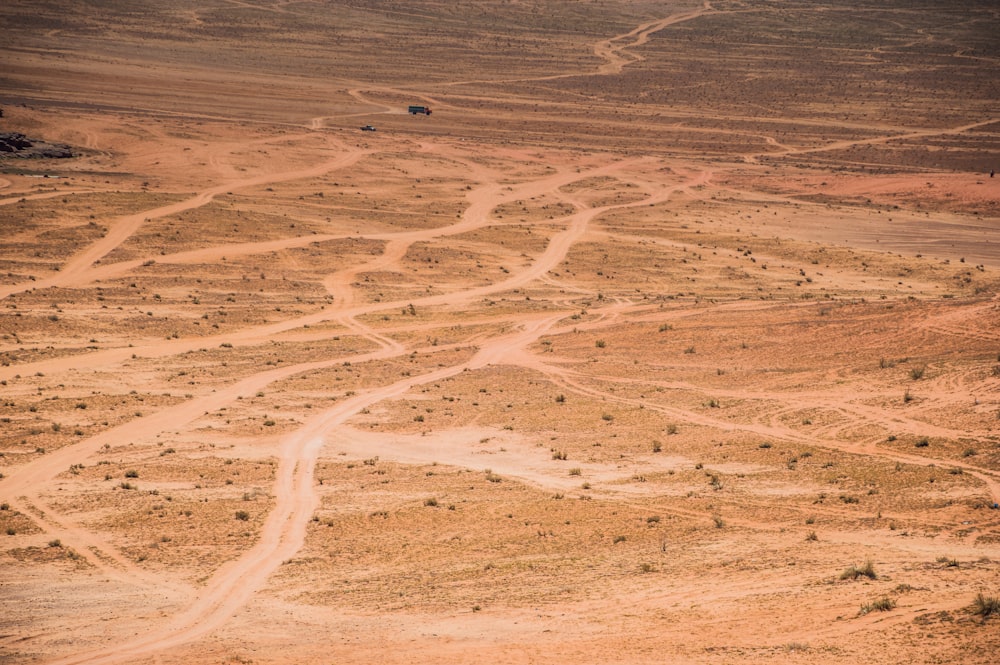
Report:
1,1,999,663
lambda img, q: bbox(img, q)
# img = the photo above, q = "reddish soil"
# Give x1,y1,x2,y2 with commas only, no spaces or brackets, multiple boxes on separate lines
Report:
1,1,998,664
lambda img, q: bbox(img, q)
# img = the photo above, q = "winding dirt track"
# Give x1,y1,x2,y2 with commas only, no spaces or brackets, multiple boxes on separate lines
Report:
2,5,998,664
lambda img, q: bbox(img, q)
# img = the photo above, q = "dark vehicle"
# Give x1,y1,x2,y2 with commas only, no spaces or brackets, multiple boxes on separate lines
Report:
408,105,431,115
360,125,376,131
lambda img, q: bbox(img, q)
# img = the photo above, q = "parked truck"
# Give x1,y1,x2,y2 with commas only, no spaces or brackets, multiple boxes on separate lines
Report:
408,105,432,116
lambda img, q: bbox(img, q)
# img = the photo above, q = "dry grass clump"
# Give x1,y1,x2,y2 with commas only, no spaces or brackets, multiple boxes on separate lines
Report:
970,592,999,619
840,560,877,581
859,596,896,615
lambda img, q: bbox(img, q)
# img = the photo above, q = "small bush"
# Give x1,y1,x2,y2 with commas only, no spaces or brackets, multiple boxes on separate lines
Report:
568,468,582,476
712,515,725,528
554,394,565,403
971,592,1000,618
423,497,438,507
841,560,877,580
124,470,139,478
48,539,62,548
909,365,926,380
595,339,606,348
915,437,929,448
859,596,895,615
235,510,250,521
805,531,818,541
613,535,626,544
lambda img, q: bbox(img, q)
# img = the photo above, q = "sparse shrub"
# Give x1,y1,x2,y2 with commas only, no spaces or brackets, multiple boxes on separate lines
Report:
759,442,772,449
552,450,567,461
613,535,626,543
554,394,565,403
647,516,661,524
666,424,678,435
651,440,662,453
859,596,895,615
124,470,139,478
903,390,913,403
568,468,582,476
48,539,62,548
971,592,1000,618
805,531,818,541
915,437,929,448
601,413,613,422
234,510,250,521
936,556,959,567
639,563,655,573
841,560,877,580
909,365,926,380
595,339,606,348
712,515,724,528
423,497,438,507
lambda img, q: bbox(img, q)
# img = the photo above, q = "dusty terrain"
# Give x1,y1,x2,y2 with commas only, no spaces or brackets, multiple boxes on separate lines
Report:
1,1,999,663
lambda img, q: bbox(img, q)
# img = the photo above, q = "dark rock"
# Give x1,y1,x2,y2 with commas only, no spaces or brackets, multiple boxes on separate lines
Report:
0,132,74,158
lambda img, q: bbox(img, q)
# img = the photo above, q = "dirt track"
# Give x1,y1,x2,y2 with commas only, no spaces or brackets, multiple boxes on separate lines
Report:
1,1,999,663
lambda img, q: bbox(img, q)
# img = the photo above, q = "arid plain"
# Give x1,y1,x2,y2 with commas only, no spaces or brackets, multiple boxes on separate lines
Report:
1,1,999,663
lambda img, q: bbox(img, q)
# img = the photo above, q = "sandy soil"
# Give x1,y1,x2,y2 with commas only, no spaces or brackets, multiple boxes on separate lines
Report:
1,1,999,663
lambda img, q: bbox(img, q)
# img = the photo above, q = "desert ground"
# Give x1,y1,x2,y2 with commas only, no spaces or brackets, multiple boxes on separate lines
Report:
1,1,999,663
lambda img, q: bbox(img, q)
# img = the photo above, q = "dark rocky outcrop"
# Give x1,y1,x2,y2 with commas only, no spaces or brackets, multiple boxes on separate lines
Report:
0,132,75,158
